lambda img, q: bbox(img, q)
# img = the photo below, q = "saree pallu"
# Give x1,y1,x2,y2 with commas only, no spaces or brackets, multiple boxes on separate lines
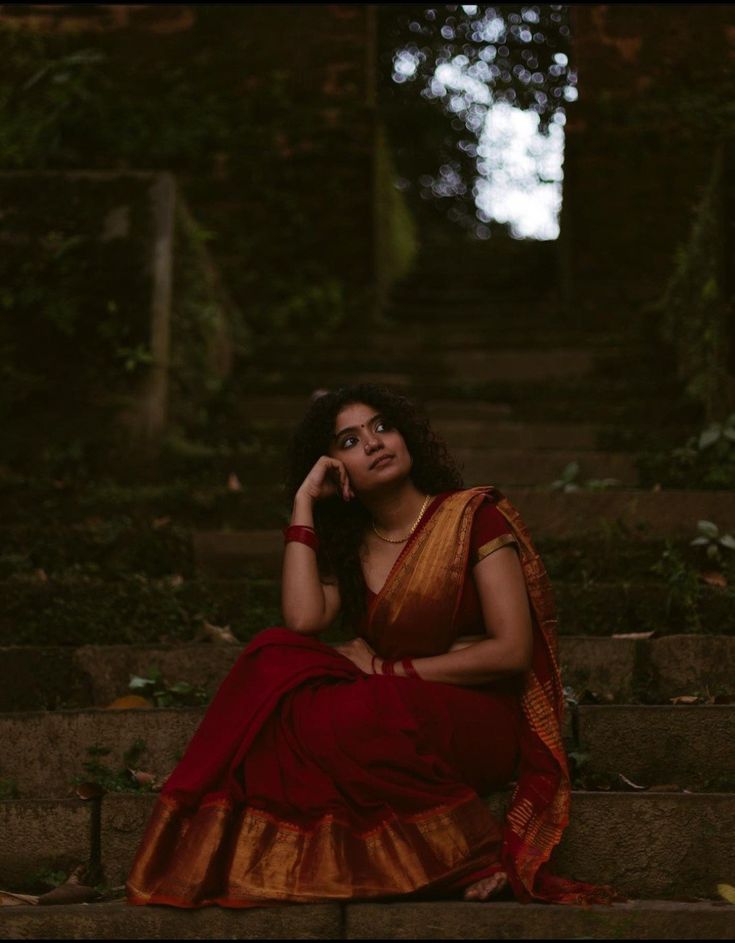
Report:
126,487,620,908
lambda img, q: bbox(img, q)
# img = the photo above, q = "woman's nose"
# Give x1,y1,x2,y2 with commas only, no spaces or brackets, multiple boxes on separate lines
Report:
364,432,382,452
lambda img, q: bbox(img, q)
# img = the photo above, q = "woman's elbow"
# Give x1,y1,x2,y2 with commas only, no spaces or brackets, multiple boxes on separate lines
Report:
283,616,324,636
504,637,533,674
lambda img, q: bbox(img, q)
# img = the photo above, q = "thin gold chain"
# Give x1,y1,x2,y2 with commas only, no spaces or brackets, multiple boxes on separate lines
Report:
371,494,431,544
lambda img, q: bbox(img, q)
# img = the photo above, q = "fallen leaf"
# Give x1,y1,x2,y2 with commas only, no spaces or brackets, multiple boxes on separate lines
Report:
128,769,156,787
227,473,242,492
647,784,681,793
152,516,172,529
612,630,656,640
105,694,154,710
717,883,735,905
38,883,99,906
34,568,48,582
167,573,184,588
618,773,646,791
0,890,39,906
196,621,239,644
669,695,701,705
652,483,662,492
74,782,105,801
700,571,728,589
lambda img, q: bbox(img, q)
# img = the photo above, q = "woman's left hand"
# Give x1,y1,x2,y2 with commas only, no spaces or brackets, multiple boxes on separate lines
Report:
333,637,377,674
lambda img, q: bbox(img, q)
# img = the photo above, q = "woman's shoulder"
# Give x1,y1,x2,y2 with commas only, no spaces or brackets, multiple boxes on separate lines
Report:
468,491,518,564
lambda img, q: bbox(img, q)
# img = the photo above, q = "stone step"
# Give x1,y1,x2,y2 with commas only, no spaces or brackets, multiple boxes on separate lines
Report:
442,348,599,382
1,791,733,898
576,705,735,791
257,345,607,384
6,567,731,650
2,704,732,800
434,419,604,451
1,634,733,712
1,899,734,940
190,490,735,575
453,447,637,487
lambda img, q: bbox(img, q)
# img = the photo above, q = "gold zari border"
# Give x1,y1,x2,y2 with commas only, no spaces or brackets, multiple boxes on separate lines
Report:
475,532,518,564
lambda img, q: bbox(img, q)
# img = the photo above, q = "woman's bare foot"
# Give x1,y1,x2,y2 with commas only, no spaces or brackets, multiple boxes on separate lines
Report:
463,870,509,901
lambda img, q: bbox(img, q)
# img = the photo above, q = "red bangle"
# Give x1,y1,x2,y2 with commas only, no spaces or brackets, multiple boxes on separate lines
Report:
401,657,420,679
283,525,319,552
382,659,396,677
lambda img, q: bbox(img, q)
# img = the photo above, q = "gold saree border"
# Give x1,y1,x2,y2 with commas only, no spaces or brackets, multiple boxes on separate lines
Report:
475,532,518,563
367,485,571,899
127,790,504,908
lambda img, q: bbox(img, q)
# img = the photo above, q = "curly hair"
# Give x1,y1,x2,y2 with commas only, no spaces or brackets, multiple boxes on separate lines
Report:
286,384,464,631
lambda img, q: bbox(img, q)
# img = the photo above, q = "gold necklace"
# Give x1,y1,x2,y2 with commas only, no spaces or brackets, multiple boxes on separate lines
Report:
371,494,431,544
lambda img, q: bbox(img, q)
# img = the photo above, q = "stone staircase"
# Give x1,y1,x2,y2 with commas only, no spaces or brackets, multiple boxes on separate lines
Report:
1,243,734,938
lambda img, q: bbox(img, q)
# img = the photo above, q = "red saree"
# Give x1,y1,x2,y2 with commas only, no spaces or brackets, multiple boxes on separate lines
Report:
126,486,620,908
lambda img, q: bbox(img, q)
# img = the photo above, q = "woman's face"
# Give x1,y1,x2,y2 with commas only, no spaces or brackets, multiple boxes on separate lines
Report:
328,401,412,494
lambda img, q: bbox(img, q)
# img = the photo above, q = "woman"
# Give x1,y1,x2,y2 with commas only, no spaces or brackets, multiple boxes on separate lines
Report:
126,384,620,908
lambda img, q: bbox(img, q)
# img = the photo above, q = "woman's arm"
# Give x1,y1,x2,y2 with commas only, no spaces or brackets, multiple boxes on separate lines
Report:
395,545,533,685
281,457,350,635
335,545,533,684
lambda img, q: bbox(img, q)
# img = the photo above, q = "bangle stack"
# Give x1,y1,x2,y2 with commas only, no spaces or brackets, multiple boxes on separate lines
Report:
401,657,420,679
283,524,319,553
372,656,421,679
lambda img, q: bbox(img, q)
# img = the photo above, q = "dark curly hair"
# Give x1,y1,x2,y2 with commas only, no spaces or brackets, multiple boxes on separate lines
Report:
286,384,464,630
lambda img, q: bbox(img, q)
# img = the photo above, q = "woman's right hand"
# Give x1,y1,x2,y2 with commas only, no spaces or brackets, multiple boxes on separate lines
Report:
296,456,355,504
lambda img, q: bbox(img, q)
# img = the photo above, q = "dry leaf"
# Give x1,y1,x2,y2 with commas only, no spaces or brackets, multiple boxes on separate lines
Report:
227,473,242,492
33,568,48,582
105,694,154,710
0,890,39,906
700,571,728,589
717,883,735,905
612,630,656,640
669,695,701,705
74,782,105,801
651,483,662,492
152,516,172,529
196,621,239,644
647,784,680,793
618,773,646,791
38,883,99,906
167,573,184,588
129,769,156,787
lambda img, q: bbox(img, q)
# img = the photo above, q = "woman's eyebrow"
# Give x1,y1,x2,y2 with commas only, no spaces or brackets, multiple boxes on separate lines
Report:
333,413,381,440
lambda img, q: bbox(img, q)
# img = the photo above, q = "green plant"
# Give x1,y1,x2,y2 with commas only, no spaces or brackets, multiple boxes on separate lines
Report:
129,667,210,708
73,739,154,793
655,145,731,417
637,414,735,489
690,520,735,564
650,541,702,631
0,776,19,799
550,462,621,493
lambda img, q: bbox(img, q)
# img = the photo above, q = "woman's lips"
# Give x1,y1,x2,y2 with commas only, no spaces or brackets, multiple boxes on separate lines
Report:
370,454,394,470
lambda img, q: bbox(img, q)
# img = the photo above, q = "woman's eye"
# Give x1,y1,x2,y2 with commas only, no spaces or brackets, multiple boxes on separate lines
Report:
341,436,358,449
376,420,391,432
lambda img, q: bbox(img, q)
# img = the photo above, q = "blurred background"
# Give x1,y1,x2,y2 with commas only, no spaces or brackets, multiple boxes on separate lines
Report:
2,3,734,477
2,7,735,910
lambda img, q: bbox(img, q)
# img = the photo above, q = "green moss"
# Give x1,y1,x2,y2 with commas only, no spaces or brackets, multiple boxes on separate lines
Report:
374,122,419,300
655,144,732,418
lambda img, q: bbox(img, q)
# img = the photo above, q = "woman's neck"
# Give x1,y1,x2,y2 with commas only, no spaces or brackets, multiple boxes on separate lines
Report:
361,481,430,538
